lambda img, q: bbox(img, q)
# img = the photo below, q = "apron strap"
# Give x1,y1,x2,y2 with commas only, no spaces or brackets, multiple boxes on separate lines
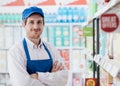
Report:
42,43,52,60
23,38,52,60
23,38,31,60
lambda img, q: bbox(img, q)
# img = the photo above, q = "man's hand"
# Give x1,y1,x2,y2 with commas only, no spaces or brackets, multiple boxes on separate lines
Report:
30,73,38,79
51,61,64,72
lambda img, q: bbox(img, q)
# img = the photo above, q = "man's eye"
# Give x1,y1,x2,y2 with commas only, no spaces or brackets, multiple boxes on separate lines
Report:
30,21,34,24
38,20,43,24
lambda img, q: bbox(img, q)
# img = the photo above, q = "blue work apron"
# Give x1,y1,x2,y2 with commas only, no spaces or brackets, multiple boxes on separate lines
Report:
23,38,53,74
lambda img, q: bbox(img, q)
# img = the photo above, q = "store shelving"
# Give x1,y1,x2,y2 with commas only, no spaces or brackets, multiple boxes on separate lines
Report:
83,0,120,28
96,0,120,79
94,0,120,18
83,0,120,86
94,55,120,78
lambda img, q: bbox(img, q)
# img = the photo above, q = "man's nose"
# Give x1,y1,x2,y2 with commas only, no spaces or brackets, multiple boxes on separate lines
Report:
33,24,39,29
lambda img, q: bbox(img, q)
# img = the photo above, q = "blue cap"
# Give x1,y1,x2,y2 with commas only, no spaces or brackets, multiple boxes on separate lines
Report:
22,6,44,20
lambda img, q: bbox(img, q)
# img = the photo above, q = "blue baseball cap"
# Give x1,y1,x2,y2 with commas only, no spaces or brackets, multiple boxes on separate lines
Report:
22,6,44,20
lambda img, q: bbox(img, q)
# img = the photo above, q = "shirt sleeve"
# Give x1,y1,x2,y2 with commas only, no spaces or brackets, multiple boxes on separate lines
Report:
8,45,46,86
38,70,69,86
46,42,67,68
37,43,69,86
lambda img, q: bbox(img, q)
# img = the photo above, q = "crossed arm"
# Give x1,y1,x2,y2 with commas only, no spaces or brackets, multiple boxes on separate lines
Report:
8,43,69,86
30,61,64,79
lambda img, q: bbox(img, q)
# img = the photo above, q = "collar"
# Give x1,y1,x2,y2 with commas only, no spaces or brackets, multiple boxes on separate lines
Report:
25,37,43,49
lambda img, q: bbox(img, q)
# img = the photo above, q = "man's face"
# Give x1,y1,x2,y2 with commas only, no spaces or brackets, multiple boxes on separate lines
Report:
23,14,44,39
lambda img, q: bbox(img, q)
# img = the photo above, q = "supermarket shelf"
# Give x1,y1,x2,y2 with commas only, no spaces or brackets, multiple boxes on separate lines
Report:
71,47,85,50
56,47,70,50
1,23,22,27
103,0,120,14
83,0,120,28
0,72,9,74
56,47,85,50
0,49,8,50
2,22,86,26
46,22,86,26
94,55,120,78
94,0,120,18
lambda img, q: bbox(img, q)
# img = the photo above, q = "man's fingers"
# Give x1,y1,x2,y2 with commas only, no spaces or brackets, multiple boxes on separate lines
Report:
55,62,64,71
59,65,64,70
55,63,62,70
51,61,64,72
53,61,58,68
30,73,38,79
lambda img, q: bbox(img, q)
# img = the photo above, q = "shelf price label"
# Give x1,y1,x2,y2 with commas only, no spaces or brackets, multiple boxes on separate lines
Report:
100,14,119,33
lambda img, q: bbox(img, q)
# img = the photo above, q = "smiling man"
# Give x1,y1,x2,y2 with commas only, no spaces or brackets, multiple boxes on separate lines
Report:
8,6,69,86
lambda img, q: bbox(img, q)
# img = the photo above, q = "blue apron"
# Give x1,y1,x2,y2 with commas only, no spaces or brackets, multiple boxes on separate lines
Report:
23,38,53,74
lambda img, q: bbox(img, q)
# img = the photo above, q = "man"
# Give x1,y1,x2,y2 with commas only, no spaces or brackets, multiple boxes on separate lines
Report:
8,6,68,86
